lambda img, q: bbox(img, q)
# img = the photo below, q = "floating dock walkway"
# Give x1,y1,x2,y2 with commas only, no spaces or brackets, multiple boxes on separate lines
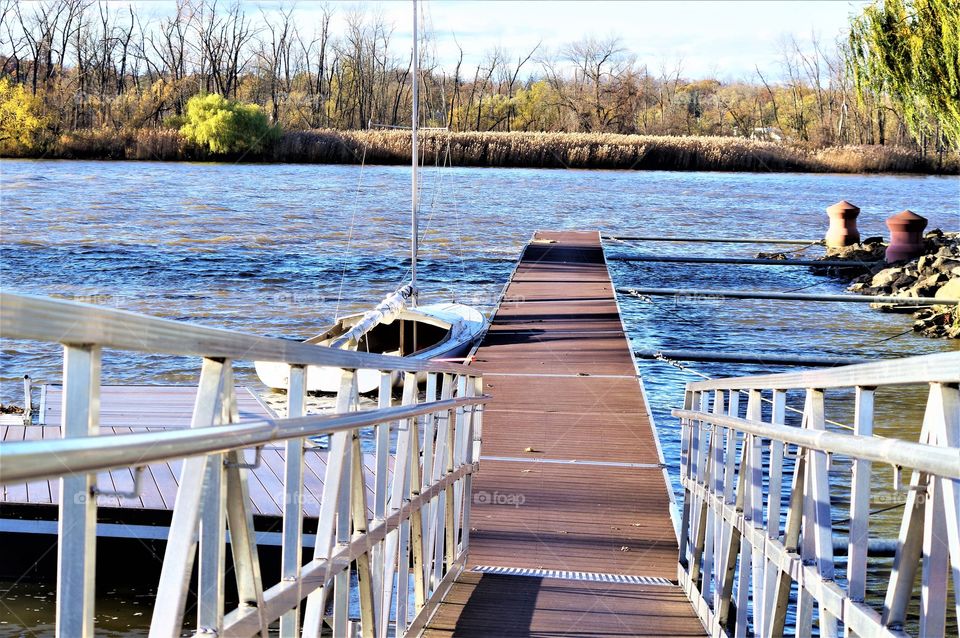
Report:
422,231,704,635
1,386,378,528
3,232,956,637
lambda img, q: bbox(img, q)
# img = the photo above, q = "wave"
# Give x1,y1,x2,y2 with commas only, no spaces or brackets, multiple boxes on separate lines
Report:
166,235,240,245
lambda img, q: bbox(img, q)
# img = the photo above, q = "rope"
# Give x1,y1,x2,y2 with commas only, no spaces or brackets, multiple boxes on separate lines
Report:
398,130,441,286
782,281,827,293
868,328,915,344
445,137,469,301
419,132,445,247
334,143,369,321
834,501,906,525
777,242,822,255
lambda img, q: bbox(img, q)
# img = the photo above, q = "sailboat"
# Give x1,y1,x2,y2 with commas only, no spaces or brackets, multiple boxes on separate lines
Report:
255,0,486,394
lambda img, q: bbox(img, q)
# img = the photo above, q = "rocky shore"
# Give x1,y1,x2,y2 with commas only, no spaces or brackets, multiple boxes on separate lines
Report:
827,231,960,338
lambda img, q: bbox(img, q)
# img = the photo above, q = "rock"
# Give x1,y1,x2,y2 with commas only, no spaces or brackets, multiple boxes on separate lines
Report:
934,277,960,301
893,272,917,290
871,269,901,288
934,258,960,274
757,251,787,260
832,228,958,339
913,273,948,297
824,239,885,262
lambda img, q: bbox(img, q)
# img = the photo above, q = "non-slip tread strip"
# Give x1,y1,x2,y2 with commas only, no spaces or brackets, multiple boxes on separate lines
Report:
471,565,675,586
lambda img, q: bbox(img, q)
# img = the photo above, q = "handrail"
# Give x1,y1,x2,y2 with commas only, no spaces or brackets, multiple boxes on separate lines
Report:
0,290,487,637
672,409,960,479
683,351,959,391
675,352,959,638
0,395,488,484
0,291,473,374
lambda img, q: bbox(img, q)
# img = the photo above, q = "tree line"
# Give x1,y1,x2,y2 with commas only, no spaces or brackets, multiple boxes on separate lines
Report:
0,0,956,157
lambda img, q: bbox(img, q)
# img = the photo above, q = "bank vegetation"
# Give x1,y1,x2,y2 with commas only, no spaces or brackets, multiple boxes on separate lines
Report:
1,0,957,173
34,128,956,174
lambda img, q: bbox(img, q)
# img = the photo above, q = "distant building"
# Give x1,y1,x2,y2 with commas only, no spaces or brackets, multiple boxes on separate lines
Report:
750,126,785,142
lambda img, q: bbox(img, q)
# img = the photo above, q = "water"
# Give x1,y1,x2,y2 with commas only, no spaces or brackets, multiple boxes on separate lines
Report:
1,159,958,634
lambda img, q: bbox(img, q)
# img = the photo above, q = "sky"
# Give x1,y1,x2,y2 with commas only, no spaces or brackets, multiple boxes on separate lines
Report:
298,0,873,81
133,0,873,82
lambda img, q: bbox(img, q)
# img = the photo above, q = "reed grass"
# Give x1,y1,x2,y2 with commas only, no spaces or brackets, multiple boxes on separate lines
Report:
275,130,958,174
52,128,186,160
12,127,957,174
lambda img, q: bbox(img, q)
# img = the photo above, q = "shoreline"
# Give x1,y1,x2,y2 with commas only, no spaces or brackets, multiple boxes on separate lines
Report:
4,129,957,175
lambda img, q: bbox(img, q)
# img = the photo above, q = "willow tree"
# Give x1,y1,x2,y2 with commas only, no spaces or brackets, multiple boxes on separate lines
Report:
848,0,960,148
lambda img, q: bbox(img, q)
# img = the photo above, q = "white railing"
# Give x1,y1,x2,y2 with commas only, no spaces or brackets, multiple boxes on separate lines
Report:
0,292,487,638
674,352,960,638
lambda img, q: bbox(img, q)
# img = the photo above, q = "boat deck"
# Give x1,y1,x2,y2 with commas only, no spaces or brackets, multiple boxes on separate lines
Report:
421,231,704,636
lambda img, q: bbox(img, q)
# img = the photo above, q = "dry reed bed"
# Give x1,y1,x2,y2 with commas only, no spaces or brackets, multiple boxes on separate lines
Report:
14,128,958,174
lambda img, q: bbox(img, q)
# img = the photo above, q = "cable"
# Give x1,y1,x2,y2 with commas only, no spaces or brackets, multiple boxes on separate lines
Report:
782,281,827,293
868,328,915,345
834,502,906,525
334,143,369,321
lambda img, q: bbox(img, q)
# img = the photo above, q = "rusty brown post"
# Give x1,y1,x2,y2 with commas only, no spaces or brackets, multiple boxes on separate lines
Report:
825,200,861,248
885,210,927,262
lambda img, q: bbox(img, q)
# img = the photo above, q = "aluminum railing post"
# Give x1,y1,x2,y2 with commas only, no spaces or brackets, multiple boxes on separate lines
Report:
55,344,101,638
150,357,226,638
846,386,874,606
280,364,307,638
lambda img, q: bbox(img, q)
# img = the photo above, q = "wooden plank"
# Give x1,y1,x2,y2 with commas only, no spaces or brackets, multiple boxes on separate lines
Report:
1,420,384,528
23,424,51,504
479,410,661,465
467,463,679,578
423,572,705,638
2,425,29,503
425,230,703,635
42,384,274,429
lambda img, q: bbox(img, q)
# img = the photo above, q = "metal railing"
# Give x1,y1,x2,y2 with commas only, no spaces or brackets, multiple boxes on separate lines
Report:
674,351,960,638
0,292,487,638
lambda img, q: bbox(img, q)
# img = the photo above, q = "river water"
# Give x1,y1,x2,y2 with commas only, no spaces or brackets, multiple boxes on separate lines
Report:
0,159,957,635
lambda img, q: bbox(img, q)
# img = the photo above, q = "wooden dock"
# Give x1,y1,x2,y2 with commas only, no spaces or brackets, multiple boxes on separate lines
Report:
423,231,704,636
1,232,705,634
1,385,379,521
4,235,956,637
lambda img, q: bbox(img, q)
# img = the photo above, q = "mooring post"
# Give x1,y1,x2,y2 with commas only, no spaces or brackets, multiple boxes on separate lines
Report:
885,209,927,262
825,200,861,248
22,374,31,425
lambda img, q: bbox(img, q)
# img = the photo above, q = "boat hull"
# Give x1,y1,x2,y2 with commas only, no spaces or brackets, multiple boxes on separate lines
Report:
254,303,485,393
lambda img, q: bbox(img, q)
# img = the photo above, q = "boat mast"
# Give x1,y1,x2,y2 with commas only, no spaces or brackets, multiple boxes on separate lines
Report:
410,0,419,306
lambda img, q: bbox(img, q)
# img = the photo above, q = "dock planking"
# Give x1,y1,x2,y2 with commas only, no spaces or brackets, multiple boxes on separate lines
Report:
423,231,704,637
1,385,382,518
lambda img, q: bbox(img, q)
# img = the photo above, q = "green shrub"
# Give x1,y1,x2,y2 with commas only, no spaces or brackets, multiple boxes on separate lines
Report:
180,93,279,155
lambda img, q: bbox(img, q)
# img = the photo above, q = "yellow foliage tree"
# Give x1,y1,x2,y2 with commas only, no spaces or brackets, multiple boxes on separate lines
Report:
0,77,47,154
